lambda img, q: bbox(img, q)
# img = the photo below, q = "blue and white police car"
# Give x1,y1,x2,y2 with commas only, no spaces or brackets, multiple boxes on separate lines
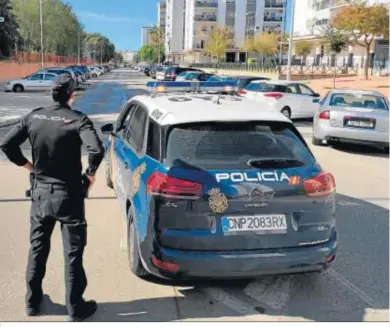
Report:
100,81,337,279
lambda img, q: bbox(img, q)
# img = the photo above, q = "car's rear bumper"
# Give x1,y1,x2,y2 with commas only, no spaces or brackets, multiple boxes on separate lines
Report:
139,231,337,280
314,122,389,146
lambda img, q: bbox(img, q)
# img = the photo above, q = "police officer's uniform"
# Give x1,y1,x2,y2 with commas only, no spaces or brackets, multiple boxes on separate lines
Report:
0,75,104,321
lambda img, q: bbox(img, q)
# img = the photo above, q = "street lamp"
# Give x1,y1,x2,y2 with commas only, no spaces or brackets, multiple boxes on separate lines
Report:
286,0,295,80
39,0,44,69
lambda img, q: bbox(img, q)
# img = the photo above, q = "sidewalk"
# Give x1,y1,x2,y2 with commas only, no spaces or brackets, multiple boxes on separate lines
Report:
304,76,389,97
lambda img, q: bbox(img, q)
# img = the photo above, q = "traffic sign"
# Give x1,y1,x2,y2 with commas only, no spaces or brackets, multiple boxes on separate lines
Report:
0,17,4,23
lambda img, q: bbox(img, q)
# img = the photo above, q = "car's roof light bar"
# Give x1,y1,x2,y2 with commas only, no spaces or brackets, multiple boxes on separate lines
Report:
147,81,237,95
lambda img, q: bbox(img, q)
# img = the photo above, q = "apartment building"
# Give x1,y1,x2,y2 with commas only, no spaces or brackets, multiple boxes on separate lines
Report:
165,0,186,62
141,26,152,46
292,0,389,67
157,0,166,37
182,0,286,63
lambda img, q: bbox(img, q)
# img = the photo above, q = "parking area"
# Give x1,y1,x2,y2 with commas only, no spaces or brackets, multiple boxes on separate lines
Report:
0,68,388,322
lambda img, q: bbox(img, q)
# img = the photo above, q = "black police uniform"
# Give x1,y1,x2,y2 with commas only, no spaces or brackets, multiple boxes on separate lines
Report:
0,76,104,319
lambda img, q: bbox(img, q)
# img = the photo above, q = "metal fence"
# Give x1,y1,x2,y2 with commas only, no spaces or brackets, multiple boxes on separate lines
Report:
189,62,360,76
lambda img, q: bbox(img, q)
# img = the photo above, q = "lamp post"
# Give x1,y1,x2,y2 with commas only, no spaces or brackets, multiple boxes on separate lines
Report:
286,0,295,80
39,0,44,69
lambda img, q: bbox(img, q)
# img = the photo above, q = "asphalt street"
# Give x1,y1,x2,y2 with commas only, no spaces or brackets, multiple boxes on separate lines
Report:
0,69,388,322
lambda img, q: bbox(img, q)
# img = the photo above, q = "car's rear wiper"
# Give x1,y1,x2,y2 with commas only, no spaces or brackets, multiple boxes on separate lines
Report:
247,157,305,169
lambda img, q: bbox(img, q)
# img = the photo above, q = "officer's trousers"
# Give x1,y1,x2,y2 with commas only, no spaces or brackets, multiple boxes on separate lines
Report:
26,183,87,316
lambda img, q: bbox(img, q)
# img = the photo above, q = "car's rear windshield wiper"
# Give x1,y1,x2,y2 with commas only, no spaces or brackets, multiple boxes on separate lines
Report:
247,157,305,169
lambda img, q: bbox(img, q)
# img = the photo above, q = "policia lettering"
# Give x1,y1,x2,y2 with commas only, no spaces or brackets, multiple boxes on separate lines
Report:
129,162,147,197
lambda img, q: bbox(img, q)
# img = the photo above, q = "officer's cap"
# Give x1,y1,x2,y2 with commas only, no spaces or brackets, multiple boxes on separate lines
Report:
52,74,76,94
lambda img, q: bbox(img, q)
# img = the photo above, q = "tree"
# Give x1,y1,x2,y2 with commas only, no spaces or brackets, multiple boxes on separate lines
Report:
321,25,350,87
243,38,258,64
138,44,165,63
85,32,115,63
0,0,20,58
205,27,231,62
295,40,313,66
254,32,279,66
149,26,164,63
331,0,389,80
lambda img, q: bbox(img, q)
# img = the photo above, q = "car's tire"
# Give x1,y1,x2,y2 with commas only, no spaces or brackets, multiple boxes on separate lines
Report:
92,74,97,78
127,210,148,277
281,107,291,119
13,84,24,92
384,146,389,154
105,158,113,189
312,136,325,146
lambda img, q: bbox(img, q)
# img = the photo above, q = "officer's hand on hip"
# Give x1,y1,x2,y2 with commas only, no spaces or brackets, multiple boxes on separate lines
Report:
86,174,96,188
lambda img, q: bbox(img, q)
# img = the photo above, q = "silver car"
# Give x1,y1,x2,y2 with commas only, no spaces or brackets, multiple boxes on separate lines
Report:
312,89,389,152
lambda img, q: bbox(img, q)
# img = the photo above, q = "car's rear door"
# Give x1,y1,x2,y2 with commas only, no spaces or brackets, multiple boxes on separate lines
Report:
150,121,335,252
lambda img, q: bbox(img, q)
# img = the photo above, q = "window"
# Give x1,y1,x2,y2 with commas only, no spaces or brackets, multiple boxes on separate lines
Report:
116,103,137,133
127,106,148,152
298,84,314,95
245,82,265,92
146,120,161,160
329,93,388,110
285,84,299,94
30,74,43,80
165,122,315,170
44,74,56,80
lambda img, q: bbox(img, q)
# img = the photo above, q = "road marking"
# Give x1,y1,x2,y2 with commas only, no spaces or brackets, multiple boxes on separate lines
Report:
338,200,361,206
243,276,293,310
327,268,381,308
117,311,147,316
202,287,260,317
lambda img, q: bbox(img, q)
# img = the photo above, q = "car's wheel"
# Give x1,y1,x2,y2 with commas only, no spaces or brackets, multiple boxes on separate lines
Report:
312,136,325,146
105,158,113,189
13,84,24,92
281,107,291,119
127,210,148,277
384,146,389,154
92,74,97,78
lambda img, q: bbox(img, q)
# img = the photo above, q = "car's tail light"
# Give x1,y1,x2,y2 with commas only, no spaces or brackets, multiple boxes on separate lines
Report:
319,110,330,120
152,258,179,272
303,172,336,197
264,92,283,100
146,171,203,197
239,89,247,95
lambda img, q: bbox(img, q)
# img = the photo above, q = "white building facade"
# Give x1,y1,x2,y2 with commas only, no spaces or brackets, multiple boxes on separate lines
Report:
182,0,286,63
157,0,167,37
165,0,186,61
141,26,152,46
292,0,389,67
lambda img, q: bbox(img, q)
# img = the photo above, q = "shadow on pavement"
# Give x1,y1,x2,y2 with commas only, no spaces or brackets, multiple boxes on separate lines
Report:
0,196,116,203
330,143,388,158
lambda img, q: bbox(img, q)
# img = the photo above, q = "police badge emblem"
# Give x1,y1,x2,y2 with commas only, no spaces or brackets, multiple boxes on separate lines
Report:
129,162,147,197
208,188,228,214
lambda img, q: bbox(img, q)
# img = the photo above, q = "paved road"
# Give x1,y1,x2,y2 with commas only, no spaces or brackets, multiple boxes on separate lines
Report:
0,69,388,322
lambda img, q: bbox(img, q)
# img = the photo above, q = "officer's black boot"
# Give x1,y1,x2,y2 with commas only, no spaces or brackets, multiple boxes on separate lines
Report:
68,300,97,322
26,295,43,316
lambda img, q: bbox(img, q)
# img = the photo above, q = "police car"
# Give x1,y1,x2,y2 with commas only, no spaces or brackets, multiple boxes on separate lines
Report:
100,81,337,279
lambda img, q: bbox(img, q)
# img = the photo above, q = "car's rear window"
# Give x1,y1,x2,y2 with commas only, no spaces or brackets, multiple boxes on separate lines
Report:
330,93,388,110
245,83,287,92
165,122,315,170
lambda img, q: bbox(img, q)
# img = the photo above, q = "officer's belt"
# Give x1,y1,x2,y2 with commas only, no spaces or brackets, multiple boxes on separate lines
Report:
34,182,81,193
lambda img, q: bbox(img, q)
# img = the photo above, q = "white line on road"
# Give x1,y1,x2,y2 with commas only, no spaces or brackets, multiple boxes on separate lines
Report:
243,276,293,310
327,268,381,308
202,287,260,317
117,311,147,316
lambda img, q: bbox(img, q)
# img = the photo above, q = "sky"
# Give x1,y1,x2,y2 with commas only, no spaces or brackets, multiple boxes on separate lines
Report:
66,0,293,52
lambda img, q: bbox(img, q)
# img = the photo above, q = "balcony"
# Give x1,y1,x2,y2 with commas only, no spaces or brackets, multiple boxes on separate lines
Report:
264,16,283,22
313,0,331,11
195,0,218,8
265,0,284,8
194,14,217,22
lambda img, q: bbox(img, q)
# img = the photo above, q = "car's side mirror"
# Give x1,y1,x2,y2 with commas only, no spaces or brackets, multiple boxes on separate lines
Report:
312,98,320,103
101,123,114,134
313,93,320,97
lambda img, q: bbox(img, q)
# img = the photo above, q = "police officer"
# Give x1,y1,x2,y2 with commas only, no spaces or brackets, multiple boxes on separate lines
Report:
0,74,105,321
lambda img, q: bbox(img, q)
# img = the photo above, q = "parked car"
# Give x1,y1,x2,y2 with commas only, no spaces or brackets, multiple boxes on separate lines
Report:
66,65,91,79
144,66,151,76
4,72,59,92
241,80,321,119
88,66,102,78
150,66,164,79
312,89,389,152
157,66,203,81
41,67,77,82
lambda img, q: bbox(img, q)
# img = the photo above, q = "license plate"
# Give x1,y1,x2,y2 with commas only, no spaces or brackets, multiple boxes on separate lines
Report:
345,119,374,129
222,215,287,233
